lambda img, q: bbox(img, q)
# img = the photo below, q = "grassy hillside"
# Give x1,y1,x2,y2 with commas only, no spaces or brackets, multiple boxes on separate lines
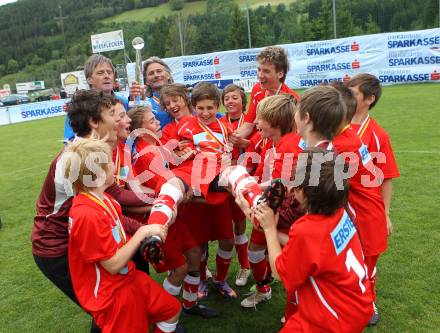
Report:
102,0,296,23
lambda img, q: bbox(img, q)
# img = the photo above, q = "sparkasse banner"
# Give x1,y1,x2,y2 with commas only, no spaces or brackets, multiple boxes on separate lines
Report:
91,30,125,53
126,28,440,91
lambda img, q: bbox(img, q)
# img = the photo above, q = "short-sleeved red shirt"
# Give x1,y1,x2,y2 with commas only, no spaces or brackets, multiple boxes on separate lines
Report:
245,82,300,124
68,192,136,313
332,127,387,256
276,208,373,332
351,117,400,180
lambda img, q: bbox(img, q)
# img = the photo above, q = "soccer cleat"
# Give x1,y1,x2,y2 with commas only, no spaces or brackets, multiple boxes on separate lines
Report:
175,323,187,333
249,274,276,292
213,280,238,299
197,279,209,300
235,268,251,287
368,302,379,326
259,178,286,212
139,235,164,265
240,289,272,308
182,303,219,318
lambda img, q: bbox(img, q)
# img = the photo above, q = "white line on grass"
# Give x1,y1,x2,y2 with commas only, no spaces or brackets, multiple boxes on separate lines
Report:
0,164,50,178
395,150,440,154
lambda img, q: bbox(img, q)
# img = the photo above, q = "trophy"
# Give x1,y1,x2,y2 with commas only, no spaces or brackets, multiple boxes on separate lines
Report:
132,36,145,106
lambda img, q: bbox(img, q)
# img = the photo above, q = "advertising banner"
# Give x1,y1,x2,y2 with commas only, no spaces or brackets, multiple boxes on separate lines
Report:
0,107,10,126
126,28,440,91
91,30,125,53
8,98,70,124
60,71,89,95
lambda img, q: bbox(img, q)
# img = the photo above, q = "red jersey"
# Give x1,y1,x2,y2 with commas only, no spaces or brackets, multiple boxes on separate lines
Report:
276,208,373,332
68,192,136,313
332,127,387,256
131,138,174,192
244,131,269,174
178,116,232,156
351,116,400,180
161,119,180,144
112,141,131,188
220,113,245,160
245,82,300,124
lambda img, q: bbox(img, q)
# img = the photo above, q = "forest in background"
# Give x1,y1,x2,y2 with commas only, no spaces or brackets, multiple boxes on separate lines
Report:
0,0,438,89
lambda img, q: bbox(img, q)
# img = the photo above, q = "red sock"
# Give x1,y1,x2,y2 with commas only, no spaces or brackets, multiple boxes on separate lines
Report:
234,234,249,269
183,274,199,309
249,256,270,293
215,249,232,282
148,183,183,227
228,167,262,208
148,194,176,226
365,255,379,302
200,255,207,281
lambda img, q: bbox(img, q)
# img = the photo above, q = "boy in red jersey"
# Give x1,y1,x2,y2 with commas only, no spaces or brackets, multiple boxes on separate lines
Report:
220,84,251,287
249,148,373,333
348,73,400,236
232,46,300,141
240,94,300,309
65,138,182,333
32,90,146,333
127,105,219,318
330,81,388,325
159,83,239,299
137,83,265,267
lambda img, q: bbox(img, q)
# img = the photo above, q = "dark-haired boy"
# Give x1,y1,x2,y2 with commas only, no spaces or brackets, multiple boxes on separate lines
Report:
31,90,143,333
251,148,373,332
348,73,400,237
232,46,300,141
332,78,389,325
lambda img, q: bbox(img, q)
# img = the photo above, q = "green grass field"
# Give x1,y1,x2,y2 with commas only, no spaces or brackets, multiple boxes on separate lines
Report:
0,83,439,332
102,0,296,23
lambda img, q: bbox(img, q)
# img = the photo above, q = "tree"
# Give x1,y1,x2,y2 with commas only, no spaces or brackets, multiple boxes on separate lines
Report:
170,0,184,11
226,6,248,50
7,59,19,74
365,14,380,34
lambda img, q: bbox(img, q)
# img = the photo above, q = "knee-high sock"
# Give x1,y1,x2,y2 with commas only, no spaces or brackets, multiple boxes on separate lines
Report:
154,321,178,333
200,250,208,281
248,249,270,293
365,255,379,302
183,273,200,309
234,233,249,269
215,248,233,282
147,183,183,227
163,277,182,297
226,166,262,208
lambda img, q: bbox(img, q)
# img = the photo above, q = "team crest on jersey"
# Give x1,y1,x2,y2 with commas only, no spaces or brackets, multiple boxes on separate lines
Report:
358,144,372,166
112,225,122,243
120,166,129,180
330,211,356,255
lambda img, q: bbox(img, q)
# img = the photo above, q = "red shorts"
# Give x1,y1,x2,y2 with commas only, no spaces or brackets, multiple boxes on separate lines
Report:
180,199,234,245
154,221,198,273
250,227,290,246
229,196,246,223
93,270,181,333
208,199,234,241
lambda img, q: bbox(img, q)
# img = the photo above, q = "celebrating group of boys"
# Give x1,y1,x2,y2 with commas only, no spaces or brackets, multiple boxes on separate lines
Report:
31,45,399,333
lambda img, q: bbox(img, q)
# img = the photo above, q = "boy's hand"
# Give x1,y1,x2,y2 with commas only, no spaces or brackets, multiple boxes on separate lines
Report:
254,201,278,231
386,215,394,236
129,80,144,100
140,224,167,242
235,190,252,219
